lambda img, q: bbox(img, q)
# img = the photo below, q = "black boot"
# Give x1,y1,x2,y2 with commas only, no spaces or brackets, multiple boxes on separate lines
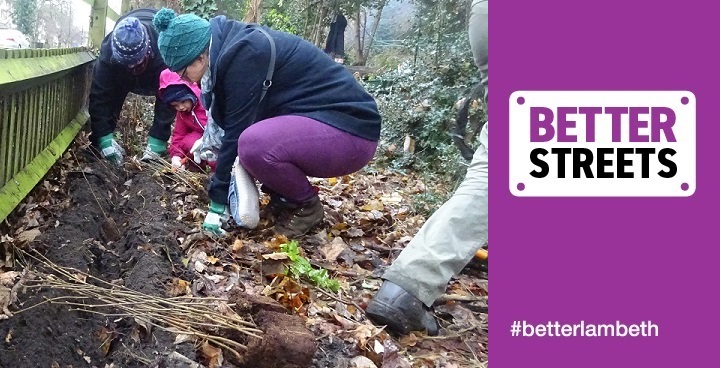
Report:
261,185,303,216
366,281,439,336
273,196,324,237
267,193,298,216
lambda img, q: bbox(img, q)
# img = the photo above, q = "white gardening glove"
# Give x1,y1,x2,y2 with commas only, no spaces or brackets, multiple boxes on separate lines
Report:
189,138,203,164
200,148,219,163
190,139,219,163
171,156,185,171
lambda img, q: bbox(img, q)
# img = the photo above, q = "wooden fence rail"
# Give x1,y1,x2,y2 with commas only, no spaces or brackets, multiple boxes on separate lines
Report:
0,0,130,223
0,48,96,223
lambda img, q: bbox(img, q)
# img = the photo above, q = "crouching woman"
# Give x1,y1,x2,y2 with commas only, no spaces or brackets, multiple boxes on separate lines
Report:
152,8,381,237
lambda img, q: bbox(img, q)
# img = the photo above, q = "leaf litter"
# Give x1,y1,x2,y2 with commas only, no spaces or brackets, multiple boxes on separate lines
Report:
0,116,487,367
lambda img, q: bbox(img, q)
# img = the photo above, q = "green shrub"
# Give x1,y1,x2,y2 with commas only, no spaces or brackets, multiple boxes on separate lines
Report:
366,33,484,185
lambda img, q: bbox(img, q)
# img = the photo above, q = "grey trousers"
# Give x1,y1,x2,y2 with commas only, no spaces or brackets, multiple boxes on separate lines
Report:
469,0,488,99
381,0,489,307
383,124,489,306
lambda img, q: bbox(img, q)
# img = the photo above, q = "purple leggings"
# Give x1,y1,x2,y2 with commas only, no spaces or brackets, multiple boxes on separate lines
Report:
237,115,377,203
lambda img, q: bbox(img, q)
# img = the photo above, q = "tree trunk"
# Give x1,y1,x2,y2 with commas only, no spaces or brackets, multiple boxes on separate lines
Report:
362,0,388,65
243,0,262,23
312,0,327,47
354,8,366,65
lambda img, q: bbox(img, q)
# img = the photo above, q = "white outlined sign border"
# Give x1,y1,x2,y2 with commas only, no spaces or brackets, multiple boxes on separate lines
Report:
509,91,696,197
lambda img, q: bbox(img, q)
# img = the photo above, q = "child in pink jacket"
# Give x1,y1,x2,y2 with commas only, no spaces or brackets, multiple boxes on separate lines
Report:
159,68,215,172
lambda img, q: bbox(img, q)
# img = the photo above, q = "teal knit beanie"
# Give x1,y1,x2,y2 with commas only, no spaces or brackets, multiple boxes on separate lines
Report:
153,8,212,72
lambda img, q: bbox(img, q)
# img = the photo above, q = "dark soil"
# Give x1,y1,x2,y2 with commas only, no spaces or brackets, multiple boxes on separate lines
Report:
1,133,488,367
0,150,316,367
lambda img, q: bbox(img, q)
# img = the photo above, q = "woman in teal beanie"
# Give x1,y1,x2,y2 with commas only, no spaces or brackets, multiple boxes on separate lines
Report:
153,8,381,237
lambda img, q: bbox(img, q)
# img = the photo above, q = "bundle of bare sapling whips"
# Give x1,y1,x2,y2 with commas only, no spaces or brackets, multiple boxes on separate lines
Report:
136,155,209,190
16,252,262,359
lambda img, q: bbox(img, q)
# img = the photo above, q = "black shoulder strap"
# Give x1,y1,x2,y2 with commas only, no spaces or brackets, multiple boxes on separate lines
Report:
249,25,276,104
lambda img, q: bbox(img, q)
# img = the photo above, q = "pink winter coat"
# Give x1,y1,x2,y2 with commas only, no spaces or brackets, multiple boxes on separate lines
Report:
158,69,209,161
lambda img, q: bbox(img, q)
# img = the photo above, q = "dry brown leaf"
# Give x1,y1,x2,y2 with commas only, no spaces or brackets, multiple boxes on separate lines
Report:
381,339,412,368
129,326,141,343
361,200,384,212
73,273,87,283
262,276,310,309
346,227,365,238
350,323,377,348
369,210,384,220
349,355,378,368
15,229,41,244
331,222,349,231
381,193,403,204
191,250,209,263
314,322,340,336
232,239,244,253
262,252,289,260
174,334,193,345
167,278,191,297
262,259,287,277
134,317,152,335
26,217,39,228
398,332,421,347
0,271,20,286
95,327,117,356
326,198,344,208
333,313,356,330
319,237,348,263
207,256,220,265
215,301,235,316
437,304,479,330
201,341,224,368
396,235,414,245
266,235,290,250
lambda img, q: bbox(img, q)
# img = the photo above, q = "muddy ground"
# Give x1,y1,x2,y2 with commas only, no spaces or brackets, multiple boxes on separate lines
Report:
0,133,487,367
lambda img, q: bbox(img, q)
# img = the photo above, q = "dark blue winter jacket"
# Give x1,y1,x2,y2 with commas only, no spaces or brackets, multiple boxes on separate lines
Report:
89,8,176,143
206,16,382,204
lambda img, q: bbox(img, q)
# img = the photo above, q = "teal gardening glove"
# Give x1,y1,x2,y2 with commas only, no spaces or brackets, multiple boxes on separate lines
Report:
98,133,125,166
203,201,230,236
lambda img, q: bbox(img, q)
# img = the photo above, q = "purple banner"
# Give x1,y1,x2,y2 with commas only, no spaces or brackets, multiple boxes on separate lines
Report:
493,0,718,366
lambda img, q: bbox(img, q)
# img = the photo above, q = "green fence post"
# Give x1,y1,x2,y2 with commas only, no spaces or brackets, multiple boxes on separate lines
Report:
89,0,109,49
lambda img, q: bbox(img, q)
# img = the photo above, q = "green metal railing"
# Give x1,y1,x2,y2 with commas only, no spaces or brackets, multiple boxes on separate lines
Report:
0,48,96,223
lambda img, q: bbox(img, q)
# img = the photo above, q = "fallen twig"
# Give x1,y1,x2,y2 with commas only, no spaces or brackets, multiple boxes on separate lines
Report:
16,251,262,360
438,294,487,303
